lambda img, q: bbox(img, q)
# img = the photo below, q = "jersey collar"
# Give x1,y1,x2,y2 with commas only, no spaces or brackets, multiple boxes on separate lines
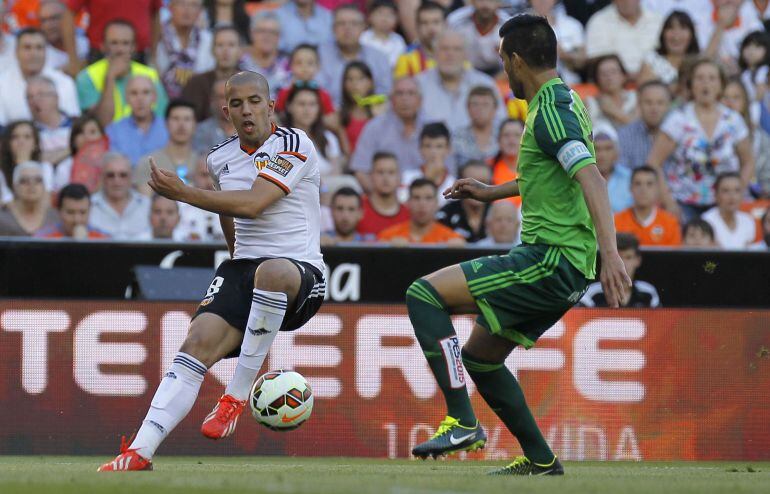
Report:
239,123,279,155
531,77,564,109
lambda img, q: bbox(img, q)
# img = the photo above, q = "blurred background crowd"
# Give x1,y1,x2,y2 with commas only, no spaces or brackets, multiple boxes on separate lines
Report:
0,0,768,251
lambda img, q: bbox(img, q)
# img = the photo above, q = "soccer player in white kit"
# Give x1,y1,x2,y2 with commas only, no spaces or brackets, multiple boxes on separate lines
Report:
98,71,326,471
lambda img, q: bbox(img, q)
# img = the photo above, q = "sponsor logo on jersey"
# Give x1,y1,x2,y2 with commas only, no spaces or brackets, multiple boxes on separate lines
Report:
267,156,294,177
254,152,270,171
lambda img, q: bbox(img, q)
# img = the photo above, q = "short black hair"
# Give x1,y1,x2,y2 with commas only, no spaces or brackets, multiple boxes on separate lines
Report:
637,79,671,99
331,186,362,206
58,183,90,209
212,25,242,43
409,177,437,196
714,171,742,191
631,165,658,181
417,0,446,19
103,18,136,40
16,27,45,42
683,218,715,241
499,14,557,69
151,193,180,210
617,232,640,254
372,151,398,166
420,122,450,143
459,160,490,180
590,54,627,85
369,0,397,14
290,43,319,62
165,99,197,120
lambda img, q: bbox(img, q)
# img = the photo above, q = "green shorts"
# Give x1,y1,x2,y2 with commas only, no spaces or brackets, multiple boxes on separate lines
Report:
460,244,589,348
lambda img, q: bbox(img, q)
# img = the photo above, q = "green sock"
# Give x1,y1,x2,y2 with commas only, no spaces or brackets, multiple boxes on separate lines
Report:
462,349,554,464
406,279,476,427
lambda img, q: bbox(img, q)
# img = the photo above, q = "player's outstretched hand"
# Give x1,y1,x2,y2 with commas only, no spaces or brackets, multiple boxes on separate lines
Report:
600,251,632,308
443,178,495,202
148,157,187,201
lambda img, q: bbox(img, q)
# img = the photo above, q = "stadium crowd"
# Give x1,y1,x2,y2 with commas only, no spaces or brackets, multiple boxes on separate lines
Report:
0,0,769,251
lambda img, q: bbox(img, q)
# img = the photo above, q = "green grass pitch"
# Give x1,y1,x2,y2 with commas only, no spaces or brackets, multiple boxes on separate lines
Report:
1,457,768,494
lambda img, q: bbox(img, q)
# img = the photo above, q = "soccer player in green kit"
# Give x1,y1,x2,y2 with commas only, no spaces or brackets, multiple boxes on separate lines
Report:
408,14,631,475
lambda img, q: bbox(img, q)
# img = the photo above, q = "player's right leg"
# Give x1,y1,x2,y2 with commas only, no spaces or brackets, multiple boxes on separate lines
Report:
97,314,242,471
407,264,487,459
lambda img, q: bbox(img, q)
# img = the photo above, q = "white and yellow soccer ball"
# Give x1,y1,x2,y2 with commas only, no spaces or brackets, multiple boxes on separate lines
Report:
250,370,314,431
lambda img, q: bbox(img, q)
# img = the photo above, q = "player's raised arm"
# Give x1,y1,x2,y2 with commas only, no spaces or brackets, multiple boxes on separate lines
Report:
574,165,631,308
443,177,520,202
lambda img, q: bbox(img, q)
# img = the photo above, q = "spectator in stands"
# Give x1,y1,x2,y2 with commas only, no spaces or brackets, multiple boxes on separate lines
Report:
283,86,343,178
89,153,151,239
76,20,168,126
489,119,523,206
701,0,764,66
437,160,492,242
453,86,501,166
360,0,407,68
737,31,770,102
637,10,701,88
581,232,661,307
138,194,182,241
401,123,457,204
0,28,80,126
593,123,633,212
192,79,234,154
39,0,90,70
182,26,242,122
585,0,663,77
721,77,770,199
357,152,410,236
275,0,334,54
0,162,58,236
614,166,682,246
106,75,169,166
473,199,520,247
0,121,53,204
53,115,107,191
416,31,505,132
617,80,672,169
586,54,639,129
241,12,291,100
27,76,72,166
531,0,586,85
174,155,225,241
275,45,336,116
447,0,505,75
702,172,757,249
350,77,425,191
682,217,716,248
750,208,770,249
318,4,392,105
321,186,372,245
135,100,199,195
203,0,251,44
338,61,386,154
156,0,214,99
394,0,446,79
35,183,108,239
563,0,610,25
378,178,465,245
61,0,162,75
647,58,754,222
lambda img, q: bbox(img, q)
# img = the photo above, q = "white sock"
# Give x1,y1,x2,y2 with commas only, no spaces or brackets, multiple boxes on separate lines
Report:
130,352,207,459
224,288,287,401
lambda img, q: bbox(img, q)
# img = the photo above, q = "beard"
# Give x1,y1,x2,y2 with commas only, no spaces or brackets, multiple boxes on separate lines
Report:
509,75,525,100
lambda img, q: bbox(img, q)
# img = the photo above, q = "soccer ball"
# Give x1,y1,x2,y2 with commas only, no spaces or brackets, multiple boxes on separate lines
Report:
250,370,313,431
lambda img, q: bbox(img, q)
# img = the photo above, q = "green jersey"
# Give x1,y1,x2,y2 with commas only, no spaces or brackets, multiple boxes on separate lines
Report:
518,77,597,279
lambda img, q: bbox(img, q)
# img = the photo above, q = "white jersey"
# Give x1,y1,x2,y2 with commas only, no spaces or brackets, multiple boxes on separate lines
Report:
206,125,323,272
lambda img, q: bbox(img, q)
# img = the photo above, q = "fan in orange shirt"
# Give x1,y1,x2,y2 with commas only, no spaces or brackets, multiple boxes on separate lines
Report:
614,166,681,246
378,178,465,245
489,118,524,206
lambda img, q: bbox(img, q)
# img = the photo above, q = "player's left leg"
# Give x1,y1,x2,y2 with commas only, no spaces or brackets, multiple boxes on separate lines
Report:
202,258,302,439
407,264,486,459
461,325,564,476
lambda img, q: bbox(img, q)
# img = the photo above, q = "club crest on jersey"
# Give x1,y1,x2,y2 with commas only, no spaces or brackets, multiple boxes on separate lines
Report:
254,152,270,171
267,156,294,177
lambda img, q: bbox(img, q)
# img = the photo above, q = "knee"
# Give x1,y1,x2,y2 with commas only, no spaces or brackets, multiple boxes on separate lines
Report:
461,347,504,374
406,278,444,309
254,259,300,294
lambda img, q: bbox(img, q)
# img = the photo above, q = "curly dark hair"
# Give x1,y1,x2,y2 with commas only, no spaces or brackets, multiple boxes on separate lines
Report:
1,120,41,189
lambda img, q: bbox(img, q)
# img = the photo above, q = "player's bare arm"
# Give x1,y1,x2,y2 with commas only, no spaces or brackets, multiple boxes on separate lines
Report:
220,215,235,257
443,177,520,202
574,165,632,308
148,158,284,219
